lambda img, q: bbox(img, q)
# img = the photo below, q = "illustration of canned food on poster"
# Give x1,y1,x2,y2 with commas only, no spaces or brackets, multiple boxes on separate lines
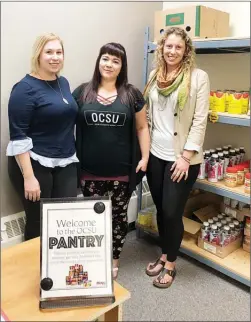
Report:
40,197,114,309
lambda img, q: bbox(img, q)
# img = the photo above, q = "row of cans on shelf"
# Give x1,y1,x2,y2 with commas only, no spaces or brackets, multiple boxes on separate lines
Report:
201,213,244,246
209,89,250,114
198,145,247,182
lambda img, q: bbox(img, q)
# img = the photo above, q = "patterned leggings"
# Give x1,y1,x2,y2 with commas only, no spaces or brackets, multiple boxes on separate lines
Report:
81,180,131,259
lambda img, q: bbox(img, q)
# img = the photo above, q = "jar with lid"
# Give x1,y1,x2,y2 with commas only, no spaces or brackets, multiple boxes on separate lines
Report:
239,147,245,163
208,218,214,226
236,165,245,185
223,150,230,178
244,172,250,194
225,167,238,188
243,161,250,174
208,154,219,183
221,225,231,246
227,145,232,151
198,152,206,179
223,145,228,151
235,148,241,164
229,223,236,241
213,216,219,223
216,147,223,154
217,214,223,221
229,149,236,167
233,220,241,238
209,224,221,245
201,222,211,241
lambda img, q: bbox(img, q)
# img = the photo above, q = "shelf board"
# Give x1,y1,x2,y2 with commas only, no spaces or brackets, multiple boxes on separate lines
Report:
148,37,250,54
194,179,250,204
208,112,250,127
136,224,250,286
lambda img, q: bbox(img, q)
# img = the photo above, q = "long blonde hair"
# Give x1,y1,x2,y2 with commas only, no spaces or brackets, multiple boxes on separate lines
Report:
155,27,196,76
31,33,64,74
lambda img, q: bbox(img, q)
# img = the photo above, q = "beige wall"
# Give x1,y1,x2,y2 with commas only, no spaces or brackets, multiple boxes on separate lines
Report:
1,1,162,218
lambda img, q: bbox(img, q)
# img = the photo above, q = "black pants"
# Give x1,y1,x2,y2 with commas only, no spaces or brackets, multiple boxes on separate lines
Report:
81,180,131,259
8,157,77,241
146,153,200,262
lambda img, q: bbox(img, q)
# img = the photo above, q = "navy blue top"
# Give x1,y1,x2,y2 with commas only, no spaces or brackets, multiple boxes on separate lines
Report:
8,74,78,158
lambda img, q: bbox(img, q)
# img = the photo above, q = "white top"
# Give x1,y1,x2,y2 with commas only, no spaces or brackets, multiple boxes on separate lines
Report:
150,86,179,161
6,137,79,168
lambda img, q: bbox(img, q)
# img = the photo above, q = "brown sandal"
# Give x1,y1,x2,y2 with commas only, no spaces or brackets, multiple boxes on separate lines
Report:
153,267,176,288
145,258,166,276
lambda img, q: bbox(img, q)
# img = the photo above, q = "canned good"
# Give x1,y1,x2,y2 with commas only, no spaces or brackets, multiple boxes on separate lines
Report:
214,90,226,112
209,91,215,111
228,91,242,114
241,91,249,114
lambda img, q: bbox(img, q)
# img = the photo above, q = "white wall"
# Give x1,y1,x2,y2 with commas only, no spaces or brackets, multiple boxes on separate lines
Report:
163,1,250,37
1,1,162,218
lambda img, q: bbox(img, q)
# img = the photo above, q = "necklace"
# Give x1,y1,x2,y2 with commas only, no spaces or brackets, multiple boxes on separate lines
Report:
44,77,69,104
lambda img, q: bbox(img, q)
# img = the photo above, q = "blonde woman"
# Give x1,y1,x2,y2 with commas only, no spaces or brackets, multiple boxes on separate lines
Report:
6,33,78,240
144,27,210,288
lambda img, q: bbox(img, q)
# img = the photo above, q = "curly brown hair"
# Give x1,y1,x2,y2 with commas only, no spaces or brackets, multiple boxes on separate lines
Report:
154,27,196,75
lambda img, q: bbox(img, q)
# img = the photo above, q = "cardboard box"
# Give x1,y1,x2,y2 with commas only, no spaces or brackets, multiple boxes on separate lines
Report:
154,5,230,42
198,237,242,258
183,204,219,237
183,192,222,218
242,243,250,253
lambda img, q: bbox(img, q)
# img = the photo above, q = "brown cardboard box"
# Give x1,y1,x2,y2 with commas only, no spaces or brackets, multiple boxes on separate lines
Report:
198,237,242,258
183,192,222,218
243,243,250,253
183,204,218,237
154,5,230,42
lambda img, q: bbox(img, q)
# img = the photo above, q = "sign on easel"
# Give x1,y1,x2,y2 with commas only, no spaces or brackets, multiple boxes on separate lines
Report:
39,197,114,309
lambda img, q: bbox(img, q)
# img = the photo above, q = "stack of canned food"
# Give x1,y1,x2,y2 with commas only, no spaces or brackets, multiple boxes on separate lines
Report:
200,213,244,247
209,89,250,115
198,145,250,191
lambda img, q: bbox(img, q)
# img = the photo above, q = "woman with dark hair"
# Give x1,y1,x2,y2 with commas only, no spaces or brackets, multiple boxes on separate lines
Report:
73,43,150,279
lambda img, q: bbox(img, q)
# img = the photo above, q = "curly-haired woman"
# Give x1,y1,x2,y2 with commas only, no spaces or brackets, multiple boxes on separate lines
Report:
144,27,210,288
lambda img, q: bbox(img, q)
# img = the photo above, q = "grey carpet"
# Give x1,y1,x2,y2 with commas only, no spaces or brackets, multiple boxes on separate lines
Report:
117,230,250,321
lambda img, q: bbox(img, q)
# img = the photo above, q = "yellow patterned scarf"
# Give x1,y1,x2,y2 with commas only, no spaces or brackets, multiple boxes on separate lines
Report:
144,66,190,111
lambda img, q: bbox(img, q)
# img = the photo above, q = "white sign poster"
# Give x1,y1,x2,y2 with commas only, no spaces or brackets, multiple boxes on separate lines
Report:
39,197,114,309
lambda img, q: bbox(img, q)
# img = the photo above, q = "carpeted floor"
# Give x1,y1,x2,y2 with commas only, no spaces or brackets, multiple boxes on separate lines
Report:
116,230,250,321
